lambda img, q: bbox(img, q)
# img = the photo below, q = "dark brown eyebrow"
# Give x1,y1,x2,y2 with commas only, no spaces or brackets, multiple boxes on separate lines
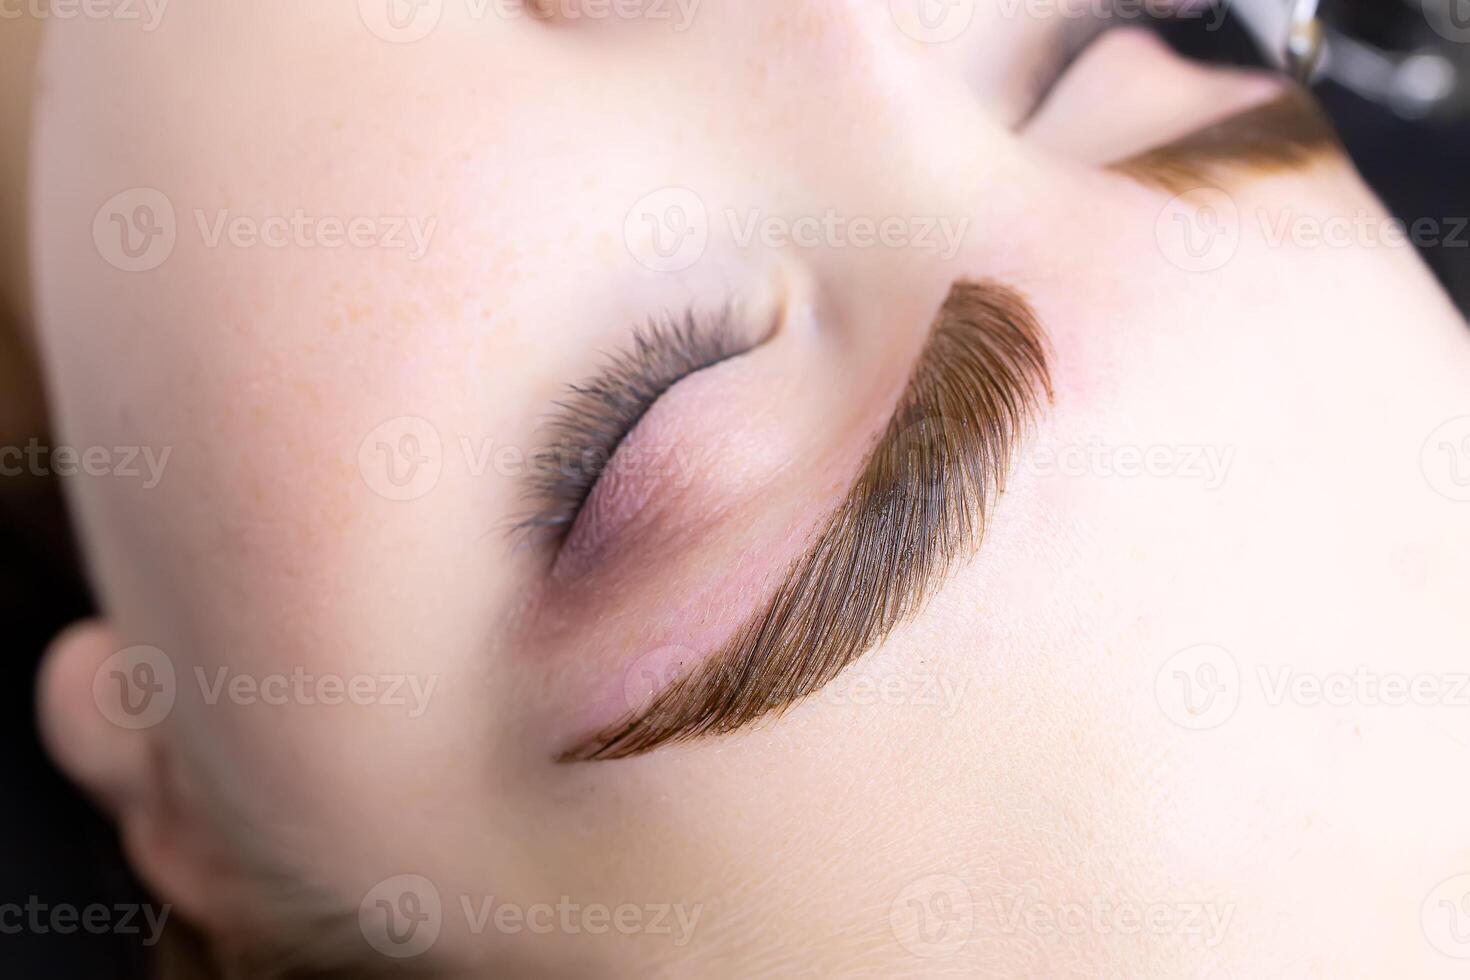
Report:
1110,86,1342,193
562,279,1052,762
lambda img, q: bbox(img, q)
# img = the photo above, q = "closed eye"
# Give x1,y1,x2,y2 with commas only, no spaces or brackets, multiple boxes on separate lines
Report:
513,308,747,549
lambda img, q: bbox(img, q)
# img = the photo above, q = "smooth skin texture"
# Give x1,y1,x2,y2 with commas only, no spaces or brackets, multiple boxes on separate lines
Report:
15,1,1470,976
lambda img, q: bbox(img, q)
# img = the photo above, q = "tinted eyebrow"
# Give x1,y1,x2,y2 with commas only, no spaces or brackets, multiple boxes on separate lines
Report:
561,279,1052,762
1110,86,1341,193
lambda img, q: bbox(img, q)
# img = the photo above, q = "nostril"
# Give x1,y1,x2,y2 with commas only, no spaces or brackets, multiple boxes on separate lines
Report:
1021,26,1290,167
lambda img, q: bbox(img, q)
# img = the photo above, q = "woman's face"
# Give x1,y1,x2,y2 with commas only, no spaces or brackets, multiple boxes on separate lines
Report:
30,1,1470,975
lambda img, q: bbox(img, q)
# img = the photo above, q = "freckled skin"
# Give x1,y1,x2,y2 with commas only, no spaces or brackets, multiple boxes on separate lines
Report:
18,3,1470,977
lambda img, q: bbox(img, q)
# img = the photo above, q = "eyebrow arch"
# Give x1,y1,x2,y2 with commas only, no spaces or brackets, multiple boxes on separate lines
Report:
561,279,1052,762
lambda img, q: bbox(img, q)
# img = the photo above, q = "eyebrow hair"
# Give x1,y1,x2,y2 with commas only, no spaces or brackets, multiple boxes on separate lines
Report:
562,279,1052,762
1110,86,1341,193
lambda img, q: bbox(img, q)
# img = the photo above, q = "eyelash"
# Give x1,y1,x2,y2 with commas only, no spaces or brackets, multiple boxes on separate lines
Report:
515,308,742,546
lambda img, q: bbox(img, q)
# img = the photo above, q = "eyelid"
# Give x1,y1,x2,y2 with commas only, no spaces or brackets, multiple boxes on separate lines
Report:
1019,20,1113,126
513,307,749,552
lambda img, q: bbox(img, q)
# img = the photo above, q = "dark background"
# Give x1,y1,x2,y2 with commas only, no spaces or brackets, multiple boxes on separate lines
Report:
3,5,1468,977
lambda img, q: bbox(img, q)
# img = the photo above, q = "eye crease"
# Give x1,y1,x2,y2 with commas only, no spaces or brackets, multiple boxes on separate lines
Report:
514,309,747,548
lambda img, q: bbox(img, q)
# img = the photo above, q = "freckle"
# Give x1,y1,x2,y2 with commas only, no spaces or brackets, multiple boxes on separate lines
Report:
347,304,372,325
294,380,323,411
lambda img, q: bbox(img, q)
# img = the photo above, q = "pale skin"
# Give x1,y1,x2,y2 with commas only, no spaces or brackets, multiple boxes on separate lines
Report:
8,1,1470,976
